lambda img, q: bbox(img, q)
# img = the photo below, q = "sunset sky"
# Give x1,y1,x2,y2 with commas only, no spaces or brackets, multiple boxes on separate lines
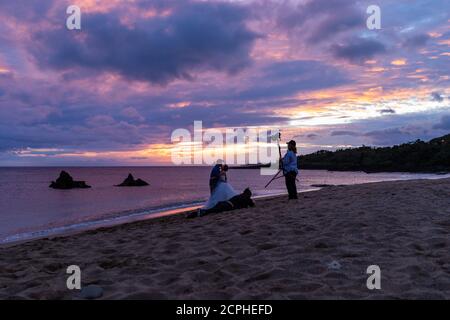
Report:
0,0,449,166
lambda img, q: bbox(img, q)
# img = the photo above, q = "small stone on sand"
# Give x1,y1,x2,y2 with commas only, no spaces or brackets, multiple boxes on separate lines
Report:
80,285,103,299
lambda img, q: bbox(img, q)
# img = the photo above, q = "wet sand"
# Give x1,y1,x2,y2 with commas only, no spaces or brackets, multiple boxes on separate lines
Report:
1,178,449,299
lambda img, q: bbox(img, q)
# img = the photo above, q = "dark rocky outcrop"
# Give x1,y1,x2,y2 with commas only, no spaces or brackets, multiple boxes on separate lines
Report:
116,173,149,187
49,171,91,189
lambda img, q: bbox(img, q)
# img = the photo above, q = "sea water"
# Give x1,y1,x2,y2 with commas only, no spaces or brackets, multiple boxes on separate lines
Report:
0,166,447,243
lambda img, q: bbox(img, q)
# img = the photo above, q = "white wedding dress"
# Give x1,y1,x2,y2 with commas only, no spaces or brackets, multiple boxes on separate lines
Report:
203,180,238,210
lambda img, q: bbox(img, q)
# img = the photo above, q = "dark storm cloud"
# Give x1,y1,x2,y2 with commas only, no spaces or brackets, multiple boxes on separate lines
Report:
145,102,290,128
0,0,53,21
330,130,361,136
306,9,363,44
402,33,430,48
30,1,260,85
433,115,450,130
431,92,444,102
364,127,405,138
362,127,431,145
379,108,396,114
235,60,350,100
293,133,320,140
331,38,387,63
276,0,364,43
353,111,449,145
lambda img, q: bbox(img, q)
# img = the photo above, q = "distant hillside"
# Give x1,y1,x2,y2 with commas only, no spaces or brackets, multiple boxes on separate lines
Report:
298,134,450,173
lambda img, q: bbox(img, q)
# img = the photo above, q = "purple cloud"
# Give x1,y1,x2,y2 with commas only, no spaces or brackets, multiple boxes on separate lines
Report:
330,131,361,136
433,115,450,130
235,60,350,100
276,0,364,43
331,38,386,63
379,108,396,114
431,92,444,102
0,0,449,165
402,33,430,48
30,1,260,85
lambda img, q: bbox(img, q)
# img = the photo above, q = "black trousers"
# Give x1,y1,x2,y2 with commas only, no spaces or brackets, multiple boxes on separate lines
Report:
202,201,233,216
285,171,298,199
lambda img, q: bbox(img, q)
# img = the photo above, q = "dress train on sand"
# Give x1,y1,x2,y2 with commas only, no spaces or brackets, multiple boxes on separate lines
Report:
203,181,238,209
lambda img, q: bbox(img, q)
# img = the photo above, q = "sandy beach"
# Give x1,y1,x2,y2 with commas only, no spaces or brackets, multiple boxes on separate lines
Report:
1,178,449,300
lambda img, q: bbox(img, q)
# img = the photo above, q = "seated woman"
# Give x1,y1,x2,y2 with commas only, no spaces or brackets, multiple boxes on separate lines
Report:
203,164,237,210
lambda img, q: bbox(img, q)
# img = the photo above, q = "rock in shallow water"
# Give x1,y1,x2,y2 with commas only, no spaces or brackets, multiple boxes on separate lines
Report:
116,173,149,187
49,171,91,189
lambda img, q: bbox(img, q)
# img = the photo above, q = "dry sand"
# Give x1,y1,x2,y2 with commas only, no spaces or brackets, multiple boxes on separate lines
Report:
1,178,449,299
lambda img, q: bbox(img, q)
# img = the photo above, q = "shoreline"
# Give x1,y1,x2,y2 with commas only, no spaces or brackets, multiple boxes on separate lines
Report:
1,177,449,299
0,189,319,247
1,169,448,247
2,170,450,247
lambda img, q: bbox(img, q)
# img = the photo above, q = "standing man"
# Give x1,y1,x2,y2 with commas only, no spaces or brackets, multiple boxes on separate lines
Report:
283,140,298,200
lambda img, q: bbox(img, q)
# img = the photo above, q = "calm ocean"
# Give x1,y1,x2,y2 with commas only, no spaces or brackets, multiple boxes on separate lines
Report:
0,167,448,243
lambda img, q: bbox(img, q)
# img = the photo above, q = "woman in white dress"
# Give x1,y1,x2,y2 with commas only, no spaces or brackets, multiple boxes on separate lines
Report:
203,165,238,210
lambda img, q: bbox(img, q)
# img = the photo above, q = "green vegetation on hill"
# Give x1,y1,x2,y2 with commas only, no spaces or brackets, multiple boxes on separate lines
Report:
298,134,450,173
